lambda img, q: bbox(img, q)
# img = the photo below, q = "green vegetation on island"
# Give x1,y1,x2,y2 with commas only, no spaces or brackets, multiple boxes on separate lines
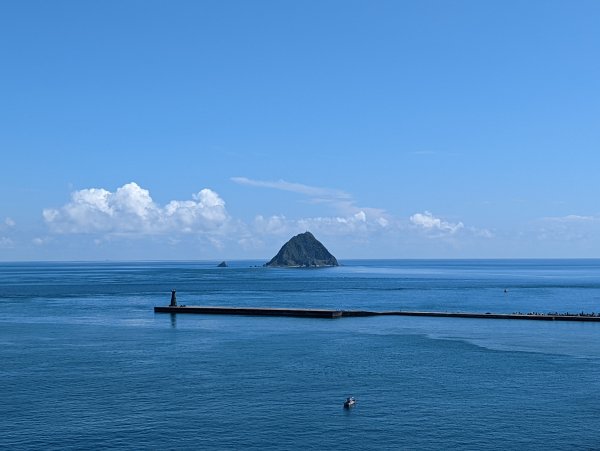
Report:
265,231,339,267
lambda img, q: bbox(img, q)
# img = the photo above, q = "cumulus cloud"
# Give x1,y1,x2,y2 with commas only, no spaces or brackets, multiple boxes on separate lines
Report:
43,182,229,235
377,217,389,227
253,209,389,238
410,211,464,234
354,211,366,222
38,179,496,258
234,178,489,243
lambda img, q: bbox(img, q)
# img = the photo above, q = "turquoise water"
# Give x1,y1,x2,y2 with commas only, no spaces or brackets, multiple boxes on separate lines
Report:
2,260,600,449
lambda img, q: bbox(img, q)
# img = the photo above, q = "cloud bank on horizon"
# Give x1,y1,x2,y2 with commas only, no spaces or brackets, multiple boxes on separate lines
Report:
0,177,595,259
35,179,496,257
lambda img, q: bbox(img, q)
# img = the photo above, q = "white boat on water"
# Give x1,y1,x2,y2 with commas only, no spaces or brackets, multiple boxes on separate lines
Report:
343,397,356,408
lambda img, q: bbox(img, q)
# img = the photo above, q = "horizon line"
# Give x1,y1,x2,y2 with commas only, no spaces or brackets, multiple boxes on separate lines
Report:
1,257,600,264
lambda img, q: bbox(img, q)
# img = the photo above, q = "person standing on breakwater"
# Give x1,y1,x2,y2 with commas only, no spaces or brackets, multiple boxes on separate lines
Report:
170,290,177,307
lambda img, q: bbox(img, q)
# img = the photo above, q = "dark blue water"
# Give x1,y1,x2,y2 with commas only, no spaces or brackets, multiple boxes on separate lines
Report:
2,260,600,450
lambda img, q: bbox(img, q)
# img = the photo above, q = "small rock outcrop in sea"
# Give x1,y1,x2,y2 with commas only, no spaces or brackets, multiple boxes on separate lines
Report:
217,261,228,267
266,231,339,267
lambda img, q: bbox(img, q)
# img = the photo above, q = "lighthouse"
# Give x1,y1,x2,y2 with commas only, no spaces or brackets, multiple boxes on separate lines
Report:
170,290,177,307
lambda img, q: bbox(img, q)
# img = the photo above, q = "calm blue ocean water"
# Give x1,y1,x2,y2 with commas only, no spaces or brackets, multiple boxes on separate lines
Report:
2,260,600,450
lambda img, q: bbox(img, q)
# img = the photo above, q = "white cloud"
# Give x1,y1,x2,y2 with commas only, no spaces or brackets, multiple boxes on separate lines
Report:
543,214,596,223
471,227,494,239
231,176,386,218
253,215,290,235
231,177,352,201
235,178,488,244
353,211,366,222
535,214,600,242
253,210,389,238
43,182,229,235
233,176,397,237
377,217,389,227
37,179,497,257
410,211,464,234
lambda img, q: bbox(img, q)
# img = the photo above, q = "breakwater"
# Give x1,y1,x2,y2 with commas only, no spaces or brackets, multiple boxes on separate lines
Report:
154,306,600,322
154,306,343,318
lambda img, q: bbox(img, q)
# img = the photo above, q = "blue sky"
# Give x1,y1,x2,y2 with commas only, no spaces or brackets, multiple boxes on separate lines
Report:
1,0,599,260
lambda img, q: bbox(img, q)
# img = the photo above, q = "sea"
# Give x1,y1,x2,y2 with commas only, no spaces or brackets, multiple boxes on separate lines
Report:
2,259,600,450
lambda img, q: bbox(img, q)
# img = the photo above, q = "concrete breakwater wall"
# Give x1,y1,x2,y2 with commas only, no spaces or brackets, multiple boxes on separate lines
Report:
154,306,343,318
154,306,600,322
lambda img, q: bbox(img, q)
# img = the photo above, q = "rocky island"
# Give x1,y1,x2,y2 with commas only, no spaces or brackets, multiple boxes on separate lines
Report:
266,231,339,267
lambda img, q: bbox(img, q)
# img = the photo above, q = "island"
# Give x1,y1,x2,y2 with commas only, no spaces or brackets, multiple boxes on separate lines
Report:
265,231,339,267
217,261,228,267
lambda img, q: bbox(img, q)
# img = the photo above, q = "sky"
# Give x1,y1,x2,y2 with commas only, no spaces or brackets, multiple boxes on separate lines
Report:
1,0,599,260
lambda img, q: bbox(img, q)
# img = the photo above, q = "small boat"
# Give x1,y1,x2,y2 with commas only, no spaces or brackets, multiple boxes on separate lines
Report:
343,397,356,408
